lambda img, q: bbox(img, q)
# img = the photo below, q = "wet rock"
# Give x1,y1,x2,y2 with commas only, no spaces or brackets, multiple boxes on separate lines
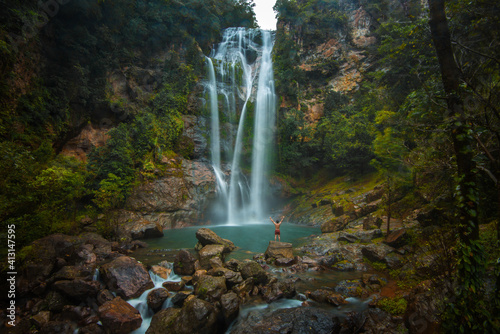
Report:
232,278,255,301
361,244,394,264
358,229,383,243
337,232,359,243
44,290,68,312
163,280,185,292
147,288,170,312
211,267,243,287
361,308,405,333
321,214,351,233
97,289,115,306
309,289,347,306
240,261,269,284
198,244,225,269
225,258,242,272
260,282,284,303
51,265,88,281
209,256,224,269
265,241,293,259
31,311,51,329
149,296,220,334
173,249,197,275
195,228,236,254
100,256,154,299
275,257,295,266
220,292,240,325
335,279,366,297
229,306,341,334
146,308,182,334
78,323,105,334
385,229,409,248
40,320,77,334
74,244,97,265
53,279,101,299
98,297,142,334
171,291,192,307
194,275,227,302
150,264,171,279
130,221,164,240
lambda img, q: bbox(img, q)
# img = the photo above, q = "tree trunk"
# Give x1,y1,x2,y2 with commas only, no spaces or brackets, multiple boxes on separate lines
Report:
428,0,479,242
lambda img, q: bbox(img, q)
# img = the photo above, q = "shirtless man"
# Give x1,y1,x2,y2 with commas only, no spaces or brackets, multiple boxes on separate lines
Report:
270,216,285,241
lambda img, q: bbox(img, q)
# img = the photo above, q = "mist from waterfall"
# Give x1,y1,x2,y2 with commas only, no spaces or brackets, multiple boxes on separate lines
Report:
204,28,276,225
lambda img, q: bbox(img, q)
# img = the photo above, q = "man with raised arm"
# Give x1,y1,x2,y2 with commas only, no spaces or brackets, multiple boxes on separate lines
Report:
270,215,285,241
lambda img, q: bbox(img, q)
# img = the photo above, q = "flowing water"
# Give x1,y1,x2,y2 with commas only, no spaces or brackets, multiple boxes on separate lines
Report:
125,28,370,332
204,28,276,225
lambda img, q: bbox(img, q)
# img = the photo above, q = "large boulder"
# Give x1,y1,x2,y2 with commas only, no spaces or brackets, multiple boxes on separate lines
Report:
147,288,170,312
321,214,351,233
173,249,197,275
194,275,227,302
384,229,409,248
220,292,240,325
52,279,101,299
239,261,269,285
147,296,219,334
198,244,225,269
100,256,154,299
265,241,293,259
361,244,395,265
98,297,142,334
309,289,348,306
195,228,236,253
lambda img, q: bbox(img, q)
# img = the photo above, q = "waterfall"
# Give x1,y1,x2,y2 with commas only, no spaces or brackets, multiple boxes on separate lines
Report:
205,28,276,225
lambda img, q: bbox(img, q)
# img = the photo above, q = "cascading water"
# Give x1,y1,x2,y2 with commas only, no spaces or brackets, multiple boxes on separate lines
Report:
205,28,276,225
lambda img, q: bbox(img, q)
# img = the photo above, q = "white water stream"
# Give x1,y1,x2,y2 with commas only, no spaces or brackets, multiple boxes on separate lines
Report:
205,28,277,225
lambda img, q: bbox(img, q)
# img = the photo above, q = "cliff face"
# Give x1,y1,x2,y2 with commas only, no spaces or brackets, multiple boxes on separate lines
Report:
277,0,380,123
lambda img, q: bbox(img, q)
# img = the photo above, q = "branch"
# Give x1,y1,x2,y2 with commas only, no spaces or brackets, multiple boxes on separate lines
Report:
452,40,500,67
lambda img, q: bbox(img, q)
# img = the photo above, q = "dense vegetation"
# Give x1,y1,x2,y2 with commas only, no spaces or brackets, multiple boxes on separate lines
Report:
273,0,500,331
0,0,256,245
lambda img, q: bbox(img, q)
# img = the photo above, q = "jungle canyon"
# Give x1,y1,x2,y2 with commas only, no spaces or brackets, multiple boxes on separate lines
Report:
1,0,500,333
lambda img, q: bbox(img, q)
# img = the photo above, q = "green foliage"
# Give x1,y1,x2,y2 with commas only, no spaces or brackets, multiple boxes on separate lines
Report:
377,297,408,316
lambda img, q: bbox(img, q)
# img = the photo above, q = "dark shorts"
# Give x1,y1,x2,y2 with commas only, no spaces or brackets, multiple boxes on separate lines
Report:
275,230,280,235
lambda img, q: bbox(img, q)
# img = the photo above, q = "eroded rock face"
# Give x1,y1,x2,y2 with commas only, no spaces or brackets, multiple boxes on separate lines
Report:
116,159,217,239
100,256,154,299
98,297,142,334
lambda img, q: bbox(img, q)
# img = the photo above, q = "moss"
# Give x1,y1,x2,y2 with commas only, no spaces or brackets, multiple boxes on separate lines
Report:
377,297,408,315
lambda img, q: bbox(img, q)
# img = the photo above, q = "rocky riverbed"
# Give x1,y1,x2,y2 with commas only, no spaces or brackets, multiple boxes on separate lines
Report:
1,219,449,333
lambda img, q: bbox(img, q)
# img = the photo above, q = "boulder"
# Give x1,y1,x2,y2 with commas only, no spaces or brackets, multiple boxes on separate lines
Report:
240,261,269,285
275,257,295,266
148,296,219,334
337,232,359,243
40,321,77,334
100,256,154,299
195,228,236,253
171,291,192,307
150,265,171,279
265,241,293,259
384,229,409,248
198,244,225,269
52,279,101,299
194,275,227,302
309,289,347,306
361,244,394,264
129,221,164,240
98,297,142,334
260,282,285,303
147,288,170,312
162,281,185,292
220,292,240,324
321,214,351,233
211,267,243,287
146,308,182,334
173,249,197,275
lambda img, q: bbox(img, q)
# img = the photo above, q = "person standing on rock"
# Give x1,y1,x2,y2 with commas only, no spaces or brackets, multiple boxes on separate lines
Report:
270,216,285,241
